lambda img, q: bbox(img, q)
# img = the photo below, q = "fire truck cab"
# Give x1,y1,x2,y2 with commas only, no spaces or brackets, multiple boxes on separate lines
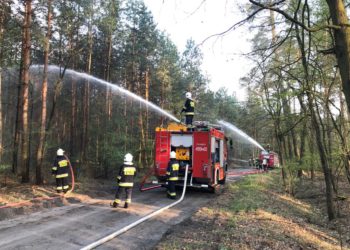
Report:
154,122,228,190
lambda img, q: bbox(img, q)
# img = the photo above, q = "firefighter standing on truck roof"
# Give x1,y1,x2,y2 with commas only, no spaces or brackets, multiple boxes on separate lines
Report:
166,151,179,199
111,153,136,209
181,92,195,126
52,148,70,193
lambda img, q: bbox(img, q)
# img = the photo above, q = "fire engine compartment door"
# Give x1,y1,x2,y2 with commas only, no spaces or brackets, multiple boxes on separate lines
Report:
193,132,210,178
171,134,193,147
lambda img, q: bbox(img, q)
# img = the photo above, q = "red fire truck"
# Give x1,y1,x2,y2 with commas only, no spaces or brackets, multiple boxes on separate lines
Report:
258,150,280,168
151,122,228,191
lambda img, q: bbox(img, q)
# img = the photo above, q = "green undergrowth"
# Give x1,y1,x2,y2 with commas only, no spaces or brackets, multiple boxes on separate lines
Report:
156,171,348,250
228,173,276,212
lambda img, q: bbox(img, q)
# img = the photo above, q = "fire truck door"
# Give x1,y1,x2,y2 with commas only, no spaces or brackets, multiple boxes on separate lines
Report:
192,132,210,178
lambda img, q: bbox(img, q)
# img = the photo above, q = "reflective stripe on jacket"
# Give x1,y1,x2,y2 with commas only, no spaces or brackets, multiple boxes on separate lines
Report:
52,156,70,178
117,164,136,187
166,159,179,181
181,98,195,115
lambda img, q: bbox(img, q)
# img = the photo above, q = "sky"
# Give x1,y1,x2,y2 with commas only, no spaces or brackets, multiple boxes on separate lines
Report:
143,0,252,101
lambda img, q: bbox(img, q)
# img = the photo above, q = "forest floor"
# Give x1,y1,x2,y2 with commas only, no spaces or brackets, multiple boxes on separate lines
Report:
0,170,117,220
0,169,349,249
156,170,350,250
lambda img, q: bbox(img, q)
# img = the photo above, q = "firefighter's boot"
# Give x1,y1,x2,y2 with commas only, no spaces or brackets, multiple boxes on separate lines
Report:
110,200,119,208
124,202,129,209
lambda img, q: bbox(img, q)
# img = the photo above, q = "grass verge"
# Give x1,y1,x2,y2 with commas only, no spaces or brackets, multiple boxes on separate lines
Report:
156,170,349,250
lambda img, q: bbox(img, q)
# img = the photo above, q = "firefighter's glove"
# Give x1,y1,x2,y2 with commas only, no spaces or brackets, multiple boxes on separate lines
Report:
165,182,168,185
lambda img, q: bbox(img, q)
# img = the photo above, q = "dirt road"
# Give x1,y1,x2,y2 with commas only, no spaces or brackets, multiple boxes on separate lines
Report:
0,168,252,250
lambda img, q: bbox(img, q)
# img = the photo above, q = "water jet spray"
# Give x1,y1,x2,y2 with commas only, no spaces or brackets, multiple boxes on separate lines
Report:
217,120,265,150
30,65,180,123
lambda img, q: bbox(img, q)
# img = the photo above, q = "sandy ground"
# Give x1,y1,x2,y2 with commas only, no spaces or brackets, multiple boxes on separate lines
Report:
0,168,249,250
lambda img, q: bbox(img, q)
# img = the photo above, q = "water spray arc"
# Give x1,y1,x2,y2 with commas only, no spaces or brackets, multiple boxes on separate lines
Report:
31,65,180,123
217,120,265,151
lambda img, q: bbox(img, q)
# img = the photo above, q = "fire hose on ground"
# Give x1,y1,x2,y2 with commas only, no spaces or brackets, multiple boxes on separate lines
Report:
65,155,75,194
80,164,189,250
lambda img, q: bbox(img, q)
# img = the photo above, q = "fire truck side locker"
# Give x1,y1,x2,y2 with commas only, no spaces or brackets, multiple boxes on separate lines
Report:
192,131,211,184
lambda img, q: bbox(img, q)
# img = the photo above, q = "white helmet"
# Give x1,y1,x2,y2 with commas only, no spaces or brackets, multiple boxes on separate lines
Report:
124,153,133,164
57,148,64,156
170,151,176,159
185,92,192,99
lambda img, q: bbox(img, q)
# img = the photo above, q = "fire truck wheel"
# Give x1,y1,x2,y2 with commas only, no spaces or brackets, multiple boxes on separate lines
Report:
218,174,226,185
209,185,218,194
215,170,220,185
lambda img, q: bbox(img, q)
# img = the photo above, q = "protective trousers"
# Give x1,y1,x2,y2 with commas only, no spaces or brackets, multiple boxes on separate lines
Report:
56,177,69,193
185,115,193,126
167,180,176,199
115,186,133,204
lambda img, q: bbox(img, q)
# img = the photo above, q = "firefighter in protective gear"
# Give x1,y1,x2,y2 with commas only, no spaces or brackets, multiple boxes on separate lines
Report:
111,153,137,209
52,148,70,193
181,92,195,126
166,151,179,199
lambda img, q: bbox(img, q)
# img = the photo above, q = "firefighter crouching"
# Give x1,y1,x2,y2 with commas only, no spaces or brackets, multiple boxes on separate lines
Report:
52,148,70,193
166,151,179,199
111,153,137,209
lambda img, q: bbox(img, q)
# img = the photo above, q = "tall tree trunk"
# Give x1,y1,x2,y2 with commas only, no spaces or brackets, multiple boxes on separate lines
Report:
103,28,113,177
339,90,350,185
138,109,143,166
68,22,78,161
325,106,337,194
105,29,112,120
12,14,27,174
36,0,52,185
0,62,2,164
81,6,93,165
145,69,149,167
326,1,350,115
20,0,32,183
295,16,335,220
12,82,21,174
307,98,335,220
124,97,128,152
138,73,145,167
295,94,308,178
308,132,315,180
0,4,4,163
69,78,77,157
287,134,293,159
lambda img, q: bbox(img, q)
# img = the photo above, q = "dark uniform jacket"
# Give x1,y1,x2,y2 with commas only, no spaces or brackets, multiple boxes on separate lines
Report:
52,156,69,178
166,159,179,181
181,98,195,115
117,164,137,187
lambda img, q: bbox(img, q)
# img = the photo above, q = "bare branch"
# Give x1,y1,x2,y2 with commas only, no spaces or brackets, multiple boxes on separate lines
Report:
198,7,264,46
318,48,336,55
249,0,345,31
186,0,206,17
